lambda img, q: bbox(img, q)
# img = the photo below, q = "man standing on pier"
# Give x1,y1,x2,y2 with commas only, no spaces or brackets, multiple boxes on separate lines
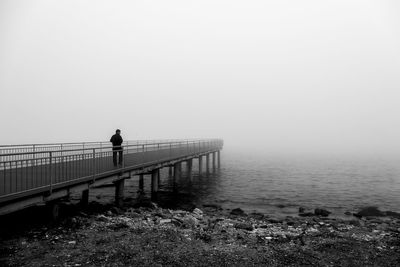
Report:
110,129,123,167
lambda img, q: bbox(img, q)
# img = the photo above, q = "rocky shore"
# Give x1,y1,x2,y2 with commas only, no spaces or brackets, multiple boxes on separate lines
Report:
1,203,399,266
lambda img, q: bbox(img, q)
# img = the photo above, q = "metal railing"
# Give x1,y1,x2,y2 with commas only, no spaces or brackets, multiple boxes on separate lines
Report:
0,139,223,202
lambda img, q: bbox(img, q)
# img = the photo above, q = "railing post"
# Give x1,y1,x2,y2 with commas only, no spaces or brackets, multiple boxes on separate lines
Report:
142,145,145,164
122,145,125,168
92,148,96,182
32,145,36,168
49,151,53,194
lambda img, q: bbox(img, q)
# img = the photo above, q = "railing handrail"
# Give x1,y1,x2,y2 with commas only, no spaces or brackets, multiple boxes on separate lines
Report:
0,139,223,158
0,138,217,148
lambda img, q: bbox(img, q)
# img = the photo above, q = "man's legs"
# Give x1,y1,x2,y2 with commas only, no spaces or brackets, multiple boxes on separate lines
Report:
113,150,118,166
118,150,123,165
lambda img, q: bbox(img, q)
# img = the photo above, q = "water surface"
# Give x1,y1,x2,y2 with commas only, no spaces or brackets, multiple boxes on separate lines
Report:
86,149,400,217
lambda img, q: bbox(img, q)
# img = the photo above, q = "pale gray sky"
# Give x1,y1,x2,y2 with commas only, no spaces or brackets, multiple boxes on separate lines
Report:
1,0,400,155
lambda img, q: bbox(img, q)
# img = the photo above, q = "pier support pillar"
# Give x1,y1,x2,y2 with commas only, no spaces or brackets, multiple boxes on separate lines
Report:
138,174,144,194
46,202,60,221
81,189,89,208
187,159,193,181
198,156,203,174
179,162,182,174
206,154,210,174
168,166,173,176
212,152,216,170
173,162,181,192
114,179,125,207
217,151,221,168
151,169,159,195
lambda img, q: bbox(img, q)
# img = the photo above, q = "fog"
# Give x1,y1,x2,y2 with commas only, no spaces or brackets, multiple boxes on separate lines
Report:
1,0,400,156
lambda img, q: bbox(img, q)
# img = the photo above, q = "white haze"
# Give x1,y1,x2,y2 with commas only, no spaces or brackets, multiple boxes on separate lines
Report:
1,0,400,156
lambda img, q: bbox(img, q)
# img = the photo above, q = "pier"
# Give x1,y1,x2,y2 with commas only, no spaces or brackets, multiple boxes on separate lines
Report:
0,139,223,217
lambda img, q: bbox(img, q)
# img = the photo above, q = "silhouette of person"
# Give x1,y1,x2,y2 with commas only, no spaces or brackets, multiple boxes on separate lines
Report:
110,129,123,166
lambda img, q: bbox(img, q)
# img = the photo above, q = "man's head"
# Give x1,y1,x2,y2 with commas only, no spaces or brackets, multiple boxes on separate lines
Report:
116,129,121,135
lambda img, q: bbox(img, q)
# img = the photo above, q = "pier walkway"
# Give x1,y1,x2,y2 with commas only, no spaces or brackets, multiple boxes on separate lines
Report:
0,139,223,216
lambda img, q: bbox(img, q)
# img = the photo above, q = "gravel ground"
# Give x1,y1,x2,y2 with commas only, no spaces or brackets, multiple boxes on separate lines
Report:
1,203,399,266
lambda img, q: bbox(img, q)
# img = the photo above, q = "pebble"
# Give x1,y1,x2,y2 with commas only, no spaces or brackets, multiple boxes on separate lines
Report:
159,219,172,224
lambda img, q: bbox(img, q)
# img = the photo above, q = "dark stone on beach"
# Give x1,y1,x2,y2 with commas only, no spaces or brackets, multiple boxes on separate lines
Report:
299,212,314,217
376,223,389,231
171,217,183,227
348,219,363,227
344,211,352,216
202,204,222,210
286,220,296,226
249,212,264,220
356,207,385,217
234,222,254,231
385,211,400,219
133,201,158,210
230,208,246,216
178,203,196,211
314,208,331,217
367,217,384,224
111,207,123,215
195,231,212,242
267,218,283,224
299,207,305,213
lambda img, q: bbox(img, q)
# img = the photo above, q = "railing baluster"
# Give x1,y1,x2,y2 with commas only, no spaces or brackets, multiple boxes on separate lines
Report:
49,152,53,194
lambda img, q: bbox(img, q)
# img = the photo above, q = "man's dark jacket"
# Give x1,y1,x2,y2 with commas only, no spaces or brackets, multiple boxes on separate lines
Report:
110,134,123,150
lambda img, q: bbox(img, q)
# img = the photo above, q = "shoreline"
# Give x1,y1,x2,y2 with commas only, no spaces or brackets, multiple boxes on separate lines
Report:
1,201,399,266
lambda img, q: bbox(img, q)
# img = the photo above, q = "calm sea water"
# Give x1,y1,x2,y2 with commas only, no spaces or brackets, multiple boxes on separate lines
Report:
85,149,400,217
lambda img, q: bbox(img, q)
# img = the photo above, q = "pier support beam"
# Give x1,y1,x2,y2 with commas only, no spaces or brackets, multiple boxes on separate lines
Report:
81,189,89,208
173,162,181,192
187,159,193,180
114,179,125,207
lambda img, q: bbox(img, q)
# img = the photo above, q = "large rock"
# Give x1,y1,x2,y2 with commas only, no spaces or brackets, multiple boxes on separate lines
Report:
230,208,246,216
355,207,385,217
192,208,203,218
314,208,331,217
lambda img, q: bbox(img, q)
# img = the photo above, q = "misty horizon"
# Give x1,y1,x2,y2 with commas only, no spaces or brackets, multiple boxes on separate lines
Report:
1,1,400,156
